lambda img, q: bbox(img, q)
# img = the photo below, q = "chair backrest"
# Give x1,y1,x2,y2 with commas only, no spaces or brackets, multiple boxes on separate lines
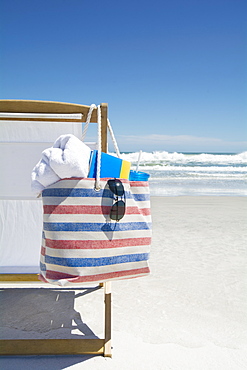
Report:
0,100,108,150
0,100,108,272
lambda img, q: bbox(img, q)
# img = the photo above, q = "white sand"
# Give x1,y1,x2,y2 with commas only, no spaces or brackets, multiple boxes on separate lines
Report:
1,196,247,369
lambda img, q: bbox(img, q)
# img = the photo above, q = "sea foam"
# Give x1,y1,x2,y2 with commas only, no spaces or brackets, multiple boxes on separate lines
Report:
114,151,247,196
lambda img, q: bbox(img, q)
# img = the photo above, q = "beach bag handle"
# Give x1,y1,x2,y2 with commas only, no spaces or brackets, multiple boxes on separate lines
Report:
81,104,121,190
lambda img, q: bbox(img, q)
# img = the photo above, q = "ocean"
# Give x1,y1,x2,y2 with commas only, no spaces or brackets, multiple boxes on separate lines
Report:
120,151,247,196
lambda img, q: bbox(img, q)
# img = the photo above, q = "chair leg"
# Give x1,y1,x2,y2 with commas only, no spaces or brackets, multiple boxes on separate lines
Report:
103,281,112,357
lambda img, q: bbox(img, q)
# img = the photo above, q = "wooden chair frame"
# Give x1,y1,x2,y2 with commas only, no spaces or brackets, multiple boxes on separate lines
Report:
0,100,112,357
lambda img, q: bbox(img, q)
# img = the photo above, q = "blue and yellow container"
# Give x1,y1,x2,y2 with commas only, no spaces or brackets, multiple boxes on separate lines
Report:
88,150,131,179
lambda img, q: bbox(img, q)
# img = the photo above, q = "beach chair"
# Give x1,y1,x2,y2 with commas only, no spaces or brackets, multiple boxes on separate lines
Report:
0,100,112,357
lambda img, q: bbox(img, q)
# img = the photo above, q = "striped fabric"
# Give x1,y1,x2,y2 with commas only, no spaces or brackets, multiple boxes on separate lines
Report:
39,178,151,285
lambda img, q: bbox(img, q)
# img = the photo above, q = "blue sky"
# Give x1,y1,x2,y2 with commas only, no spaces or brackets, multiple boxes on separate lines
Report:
0,0,246,153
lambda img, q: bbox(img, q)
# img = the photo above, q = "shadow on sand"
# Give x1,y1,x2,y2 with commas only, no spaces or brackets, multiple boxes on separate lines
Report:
0,286,106,369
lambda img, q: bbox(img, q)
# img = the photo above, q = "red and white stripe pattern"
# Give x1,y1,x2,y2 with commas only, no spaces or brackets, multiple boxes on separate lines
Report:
40,178,151,285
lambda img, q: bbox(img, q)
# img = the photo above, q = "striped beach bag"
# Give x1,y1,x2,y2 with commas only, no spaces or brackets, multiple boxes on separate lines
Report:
39,106,151,285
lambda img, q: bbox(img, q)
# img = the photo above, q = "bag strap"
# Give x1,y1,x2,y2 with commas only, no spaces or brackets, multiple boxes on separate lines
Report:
81,104,96,141
82,104,121,190
107,118,121,158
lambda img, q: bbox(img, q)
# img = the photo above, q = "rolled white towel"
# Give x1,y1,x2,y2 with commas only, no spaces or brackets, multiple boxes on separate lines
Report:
31,134,92,196
50,134,91,179
31,147,60,196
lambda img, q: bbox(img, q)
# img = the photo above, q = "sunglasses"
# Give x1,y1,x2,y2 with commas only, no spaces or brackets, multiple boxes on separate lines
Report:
107,179,126,222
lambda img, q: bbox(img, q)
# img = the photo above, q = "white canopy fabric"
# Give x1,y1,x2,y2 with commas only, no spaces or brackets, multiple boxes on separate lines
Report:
0,114,94,271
